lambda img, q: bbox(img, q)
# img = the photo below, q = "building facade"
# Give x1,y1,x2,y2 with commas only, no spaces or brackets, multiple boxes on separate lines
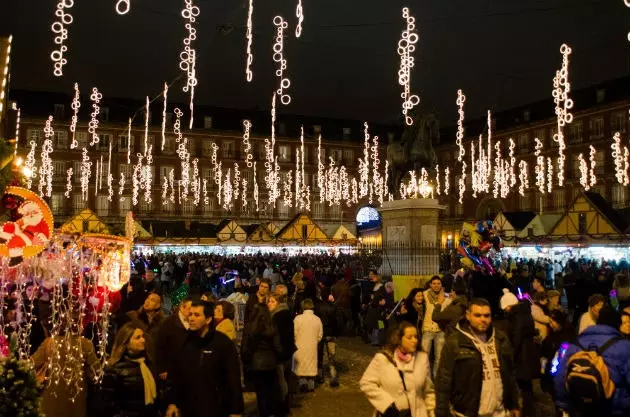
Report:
13,90,391,233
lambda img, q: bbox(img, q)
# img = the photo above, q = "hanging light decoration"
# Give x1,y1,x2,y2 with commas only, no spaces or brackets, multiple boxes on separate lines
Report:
178,138,190,202
295,0,304,38
222,168,232,211
180,0,199,129
88,88,102,146
65,167,73,198
612,132,624,184
317,134,324,202
51,0,74,76
132,153,143,206
273,16,291,105
203,178,209,206
358,123,370,198
119,171,126,201
169,169,175,204
191,158,200,206
371,134,381,204
107,141,114,201
81,147,92,201
470,141,476,198
242,120,254,167
253,161,259,211
589,145,597,188
161,82,168,151
115,0,131,15
435,165,440,196
508,138,516,188
547,157,553,194
492,140,501,198
39,116,54,198
578,153,589,190
245,0,254,81
518,160,529,197
70,83,80,149
126,117,132,164
233,163,241,203
397,7,420,125
444,166,450,196
552,43,573,187
624,147,630,186
283,170,294,208
534,138,545,194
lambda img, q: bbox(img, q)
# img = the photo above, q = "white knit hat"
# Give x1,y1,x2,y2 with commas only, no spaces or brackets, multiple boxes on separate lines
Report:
500,288,519,310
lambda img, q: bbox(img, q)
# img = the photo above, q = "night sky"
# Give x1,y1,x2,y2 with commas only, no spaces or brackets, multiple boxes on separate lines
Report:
1,0,629,125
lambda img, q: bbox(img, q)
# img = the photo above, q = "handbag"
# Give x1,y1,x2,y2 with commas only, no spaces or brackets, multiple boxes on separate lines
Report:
377,352,413,417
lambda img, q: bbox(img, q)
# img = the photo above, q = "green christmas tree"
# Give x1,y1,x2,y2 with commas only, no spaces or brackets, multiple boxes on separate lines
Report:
0,354,43,417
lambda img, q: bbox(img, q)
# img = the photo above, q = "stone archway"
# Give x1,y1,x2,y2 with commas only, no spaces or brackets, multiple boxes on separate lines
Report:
475,197,506,220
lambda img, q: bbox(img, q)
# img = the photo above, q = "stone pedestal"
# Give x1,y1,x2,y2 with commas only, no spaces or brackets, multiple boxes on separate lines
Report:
377,199,445,287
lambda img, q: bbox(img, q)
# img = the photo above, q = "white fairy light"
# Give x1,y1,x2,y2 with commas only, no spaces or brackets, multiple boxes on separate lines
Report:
623,147,630,186
547,157,553,194
625,1,630,42
552,43,573,187
242,120,253,167
126,117,132,164
88,88,102,146
317,134,324,202
95,159,100,197
509,138,516,188
487,111,493,180
578,153,589,190
384,160,391,200
443,166,450,196
589,145,597,187
115,0,130,15
119,171,126,201
81,147,92,201
70,82,80,149
500,160,510,199
283,170,294,208
273,16,291,105
191,158,200,206
493,140,501,198
178,138,191,202
295,149,301,209
13,105,20,155
161,175,169,203
359,123,370,198
107,141,114,201
99,154,104,192
212,142,221,205
371,134,381,204
180,0,200,129
518,160,529,196
65,167,73,198
161,82,168,151
203,178,209,206
0,36,12,119
223,168,232,211
242,177,248,210
470,141,477,198
253,161,259,211
144,144,153,203
340,166,350,206
612,132,624,184
51,0,74,76
351,177,359,204
174,108,183,142
434,165,441,196
245,0,254,82
143,96,150,155
132,153,143,206
295,0,304,38
233,163,241,202
456,90,466,162
534,138,545,194
398,7,420,125
39,116,54,198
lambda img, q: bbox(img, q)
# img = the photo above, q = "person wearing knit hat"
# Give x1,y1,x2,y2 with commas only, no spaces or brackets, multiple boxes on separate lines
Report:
500,288,519,311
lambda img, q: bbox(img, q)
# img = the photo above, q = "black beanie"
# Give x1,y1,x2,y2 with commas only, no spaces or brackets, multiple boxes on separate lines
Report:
452,278,468,296
597,305,621,330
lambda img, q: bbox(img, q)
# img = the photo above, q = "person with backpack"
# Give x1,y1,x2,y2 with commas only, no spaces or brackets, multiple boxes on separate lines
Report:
553,306,630,417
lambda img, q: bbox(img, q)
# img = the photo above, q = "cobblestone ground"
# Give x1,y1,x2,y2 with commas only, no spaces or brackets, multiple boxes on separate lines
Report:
247,337,556,417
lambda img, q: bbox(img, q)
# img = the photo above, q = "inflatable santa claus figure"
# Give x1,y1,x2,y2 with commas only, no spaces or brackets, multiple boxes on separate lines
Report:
0,200,51,266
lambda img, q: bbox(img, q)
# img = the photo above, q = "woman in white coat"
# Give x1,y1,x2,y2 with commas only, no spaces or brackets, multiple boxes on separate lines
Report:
293,298,323,392
360,321,436,417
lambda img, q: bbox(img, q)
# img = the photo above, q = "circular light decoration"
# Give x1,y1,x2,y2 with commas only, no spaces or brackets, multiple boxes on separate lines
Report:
0,186,54,267
356,206,381,227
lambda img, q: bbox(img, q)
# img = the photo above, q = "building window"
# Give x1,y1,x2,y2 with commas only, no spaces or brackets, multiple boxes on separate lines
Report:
72,194,86,211
571,154,581,179
517,133,529,153
53,161,66,179
182,199,194,215
519,194,531,211
202,140,214,157
343,149,354,164
54,104,65,119
279,202,289,219
53,130,68,149
119,197,131,215
567,121,583,143
278,145,291,162
28,129,44,143
204,197,215,215
589,117,604,139
548,128,558,147
552,189,564,210
203,116,213,129
160,166,174,182
97,133,112,151
119,164,133,179
455,203,464,217
330,149,343,163
73,161,82,183
222,141,235,159
96,195,109,217
611,111,626,133
101,107,110,122
595,150,604,175
162,137,176,155
162,199,175,213
534,192,544,212
330,205,341,220
117,135,133,153
139,198,153,213
313,202,324,219
51,194,64,215
342,127,351,138
612,184,627,208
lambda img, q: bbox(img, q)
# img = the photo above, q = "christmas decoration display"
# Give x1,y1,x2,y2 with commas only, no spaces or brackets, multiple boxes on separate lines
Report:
0,354,42,417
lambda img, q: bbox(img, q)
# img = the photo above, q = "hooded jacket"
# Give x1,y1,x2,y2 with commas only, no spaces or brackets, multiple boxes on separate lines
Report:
505,300,539,381
435,320,518,417
553,325,630,416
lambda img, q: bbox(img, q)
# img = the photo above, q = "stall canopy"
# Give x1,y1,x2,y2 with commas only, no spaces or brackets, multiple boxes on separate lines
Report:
246,222,277,243
216,220,248,243
550,191,629,241
61,209,110,234
323,224,357,243
494,211,536,241
276,213,328,243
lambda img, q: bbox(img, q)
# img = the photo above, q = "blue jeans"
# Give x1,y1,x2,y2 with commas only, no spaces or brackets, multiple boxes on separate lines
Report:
421,330,445,378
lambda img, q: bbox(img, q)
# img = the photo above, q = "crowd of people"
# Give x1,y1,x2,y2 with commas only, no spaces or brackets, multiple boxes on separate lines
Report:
3,250,630,417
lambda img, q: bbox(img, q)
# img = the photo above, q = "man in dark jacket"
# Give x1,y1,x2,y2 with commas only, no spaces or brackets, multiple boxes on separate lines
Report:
156,296,193,380
501,290,538,417
315,295,342,387
165,301,244,417
432,278,468,337
435,298,520,417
